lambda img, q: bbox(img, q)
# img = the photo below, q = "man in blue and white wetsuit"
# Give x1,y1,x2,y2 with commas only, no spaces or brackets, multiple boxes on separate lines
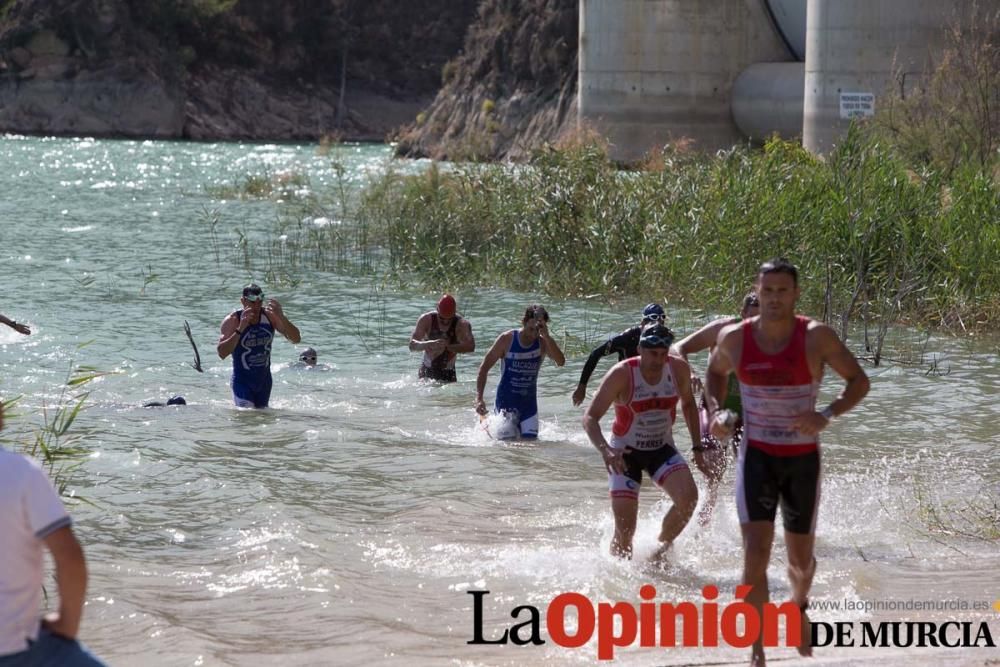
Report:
475,305,566,439
217,284,301,408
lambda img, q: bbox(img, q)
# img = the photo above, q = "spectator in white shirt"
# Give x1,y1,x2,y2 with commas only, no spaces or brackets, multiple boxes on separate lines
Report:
0,401,106,667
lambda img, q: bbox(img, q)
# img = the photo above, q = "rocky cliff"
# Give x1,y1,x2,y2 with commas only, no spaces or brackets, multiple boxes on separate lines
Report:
0,0,577,156
0,0,478,140
395,0,578,161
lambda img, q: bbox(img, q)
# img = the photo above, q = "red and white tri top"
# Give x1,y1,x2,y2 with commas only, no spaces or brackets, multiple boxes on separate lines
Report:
737,316,820,456
610,358,679,451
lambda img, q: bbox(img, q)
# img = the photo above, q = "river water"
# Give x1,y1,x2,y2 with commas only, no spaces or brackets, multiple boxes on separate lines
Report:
0,137,998,666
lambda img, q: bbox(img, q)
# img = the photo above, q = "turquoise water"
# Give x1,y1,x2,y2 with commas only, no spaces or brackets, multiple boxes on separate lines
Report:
0,136,998,666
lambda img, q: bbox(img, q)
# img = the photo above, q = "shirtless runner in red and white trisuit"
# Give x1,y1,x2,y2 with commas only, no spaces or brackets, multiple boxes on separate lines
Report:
706,258,869,667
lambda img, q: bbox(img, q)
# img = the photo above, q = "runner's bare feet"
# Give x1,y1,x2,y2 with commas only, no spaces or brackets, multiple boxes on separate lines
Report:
797,602,813,657
650,541,673,566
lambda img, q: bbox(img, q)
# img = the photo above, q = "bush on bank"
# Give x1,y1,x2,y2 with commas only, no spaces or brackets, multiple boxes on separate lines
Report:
358,127,1000,334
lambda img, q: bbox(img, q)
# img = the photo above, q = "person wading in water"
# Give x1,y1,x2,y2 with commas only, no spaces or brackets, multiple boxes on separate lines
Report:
706,259,869,666
410,294,476,383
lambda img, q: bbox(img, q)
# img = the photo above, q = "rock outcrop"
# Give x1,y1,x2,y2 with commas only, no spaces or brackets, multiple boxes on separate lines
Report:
0,0,477,140
395,0,578,161
0,0,576,154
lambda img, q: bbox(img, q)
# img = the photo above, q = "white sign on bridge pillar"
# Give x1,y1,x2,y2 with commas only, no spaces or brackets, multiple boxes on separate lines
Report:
839,92,875,119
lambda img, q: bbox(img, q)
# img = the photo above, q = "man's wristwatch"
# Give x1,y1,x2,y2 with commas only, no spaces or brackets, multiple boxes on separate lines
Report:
820,406,835,421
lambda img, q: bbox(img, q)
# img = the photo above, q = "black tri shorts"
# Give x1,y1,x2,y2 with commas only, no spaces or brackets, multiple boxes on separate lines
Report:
736,446,820,534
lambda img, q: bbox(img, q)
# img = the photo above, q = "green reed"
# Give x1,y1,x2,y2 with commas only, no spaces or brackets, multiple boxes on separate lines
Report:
1,347,113,499
354,128,1000,337
202,150,381,282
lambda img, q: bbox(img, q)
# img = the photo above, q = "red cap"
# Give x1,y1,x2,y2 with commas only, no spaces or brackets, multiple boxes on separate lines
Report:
436,294,456,318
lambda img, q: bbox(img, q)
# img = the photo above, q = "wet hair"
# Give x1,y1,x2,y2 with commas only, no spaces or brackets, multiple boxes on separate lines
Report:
242,283,263,298
758,258,798,286
143,395,186,408
522,305,549,324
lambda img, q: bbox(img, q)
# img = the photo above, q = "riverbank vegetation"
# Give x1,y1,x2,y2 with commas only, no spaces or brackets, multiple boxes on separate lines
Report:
217,9,998,348
355,7,999,341
0,351,111,500
357,127,999,340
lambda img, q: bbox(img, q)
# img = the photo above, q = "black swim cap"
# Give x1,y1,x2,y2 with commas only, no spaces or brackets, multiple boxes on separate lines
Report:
639,323,675,349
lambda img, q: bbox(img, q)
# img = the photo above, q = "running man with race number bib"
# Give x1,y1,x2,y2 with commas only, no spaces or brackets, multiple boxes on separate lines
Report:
705,259,869,666
583,323,700,561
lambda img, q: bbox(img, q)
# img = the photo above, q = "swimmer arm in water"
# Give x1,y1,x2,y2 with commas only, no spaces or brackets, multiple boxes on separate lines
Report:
704,323,742,439
217,310,251,359
670,355,701,452
0,312,30,335
409,312,448,356
448,319,476,356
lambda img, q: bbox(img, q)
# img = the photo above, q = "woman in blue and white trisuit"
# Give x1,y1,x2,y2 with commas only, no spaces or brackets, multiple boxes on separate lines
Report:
475,305,566,439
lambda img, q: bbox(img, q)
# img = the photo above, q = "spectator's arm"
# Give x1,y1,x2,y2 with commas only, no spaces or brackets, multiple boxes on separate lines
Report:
42,526,87,640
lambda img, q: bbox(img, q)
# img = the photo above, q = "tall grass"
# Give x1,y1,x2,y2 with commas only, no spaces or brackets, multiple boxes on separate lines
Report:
354,128,1000,338
204,147,381,283
1,349,112,498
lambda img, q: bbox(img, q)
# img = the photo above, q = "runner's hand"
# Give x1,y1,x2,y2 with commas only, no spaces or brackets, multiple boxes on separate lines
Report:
240,306,260,328
42,612,78,640
474,398,487,416
572,384,586,406
792,411,829,436
601,445,628,475
709,412,735,439
425,339,448,355
264,298,284,321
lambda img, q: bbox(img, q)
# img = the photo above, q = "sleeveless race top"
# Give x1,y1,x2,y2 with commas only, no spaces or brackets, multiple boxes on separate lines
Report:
610,357,679,451
737,316,819,456
232,311,274,388
421,314,461,372
496,329,542,401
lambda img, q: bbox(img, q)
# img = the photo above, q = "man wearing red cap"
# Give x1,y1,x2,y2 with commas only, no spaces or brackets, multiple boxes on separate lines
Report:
410,294,476,382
